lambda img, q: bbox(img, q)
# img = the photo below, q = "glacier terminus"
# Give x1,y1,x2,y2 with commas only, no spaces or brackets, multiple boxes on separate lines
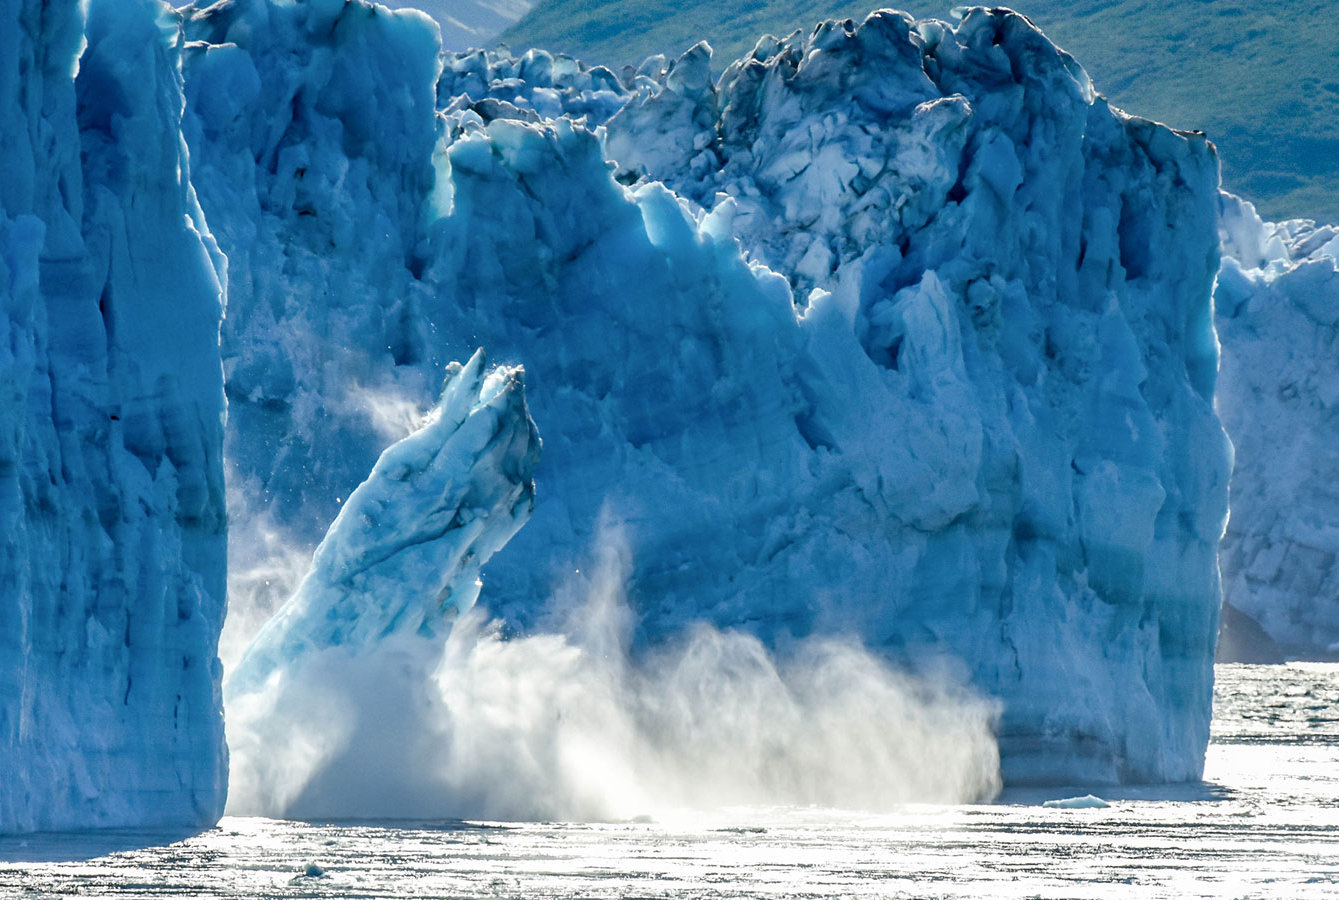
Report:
13,0,1335,837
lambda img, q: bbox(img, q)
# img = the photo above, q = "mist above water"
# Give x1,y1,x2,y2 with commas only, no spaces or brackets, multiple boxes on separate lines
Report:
224,535,1002,821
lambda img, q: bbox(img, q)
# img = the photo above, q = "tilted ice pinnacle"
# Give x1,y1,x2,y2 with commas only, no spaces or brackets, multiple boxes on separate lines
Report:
226,351,540,699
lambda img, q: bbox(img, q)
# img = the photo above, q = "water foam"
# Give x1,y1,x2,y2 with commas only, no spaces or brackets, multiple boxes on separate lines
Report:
224,538,1001,820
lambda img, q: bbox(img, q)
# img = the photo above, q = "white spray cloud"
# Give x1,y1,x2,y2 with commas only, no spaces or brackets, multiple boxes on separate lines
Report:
221,466,316,673
225,530,1002,821
343,380,432,443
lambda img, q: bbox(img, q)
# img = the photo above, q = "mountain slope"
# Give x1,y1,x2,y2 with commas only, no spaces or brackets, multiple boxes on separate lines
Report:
499,0,1339,223
382,0,533,51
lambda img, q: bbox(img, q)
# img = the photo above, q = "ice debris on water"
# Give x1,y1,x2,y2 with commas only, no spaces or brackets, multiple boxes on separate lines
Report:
1042,795,1112,809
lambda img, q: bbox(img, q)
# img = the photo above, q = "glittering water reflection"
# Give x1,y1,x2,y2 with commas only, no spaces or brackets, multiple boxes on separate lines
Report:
2,664,1335,898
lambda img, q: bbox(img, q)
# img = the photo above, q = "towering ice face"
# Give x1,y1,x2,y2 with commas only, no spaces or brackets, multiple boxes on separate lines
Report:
0,0,227,831
185,2,1229,784
1216,193,1339,657
477,10,1229,783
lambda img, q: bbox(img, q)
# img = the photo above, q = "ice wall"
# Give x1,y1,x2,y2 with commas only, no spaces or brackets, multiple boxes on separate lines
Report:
1216,193,1339,657
0,0,227,831
184,2,1229,784
535,9,1229,783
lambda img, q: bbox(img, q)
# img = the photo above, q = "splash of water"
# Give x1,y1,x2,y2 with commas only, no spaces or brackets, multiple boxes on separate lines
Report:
220,466,315,673
225,533,1001,820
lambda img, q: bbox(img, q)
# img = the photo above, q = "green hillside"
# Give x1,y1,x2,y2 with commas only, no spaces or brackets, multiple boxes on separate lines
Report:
498,0,1339,223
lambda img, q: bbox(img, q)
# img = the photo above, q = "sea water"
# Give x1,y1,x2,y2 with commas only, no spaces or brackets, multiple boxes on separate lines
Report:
2,664,1335,898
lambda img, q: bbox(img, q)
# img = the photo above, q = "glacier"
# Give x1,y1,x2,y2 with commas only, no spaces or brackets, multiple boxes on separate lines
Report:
0,0,1248,831
1216,193,1339,658
0,0,227,831
182,1,1230,786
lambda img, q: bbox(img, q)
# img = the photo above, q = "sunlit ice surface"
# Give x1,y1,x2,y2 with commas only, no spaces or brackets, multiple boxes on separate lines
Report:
1,664,1335,898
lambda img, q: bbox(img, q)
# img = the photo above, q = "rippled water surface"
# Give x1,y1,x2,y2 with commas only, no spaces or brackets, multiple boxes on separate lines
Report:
3,664,1336,898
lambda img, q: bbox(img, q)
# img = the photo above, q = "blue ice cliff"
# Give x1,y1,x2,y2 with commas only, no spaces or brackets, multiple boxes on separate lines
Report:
185,2,1229,786
1216,194,1339,658
2,0,1244,831
0,0,226,830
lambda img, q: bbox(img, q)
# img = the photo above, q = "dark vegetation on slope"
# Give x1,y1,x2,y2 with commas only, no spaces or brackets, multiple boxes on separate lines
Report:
499,0,1339,224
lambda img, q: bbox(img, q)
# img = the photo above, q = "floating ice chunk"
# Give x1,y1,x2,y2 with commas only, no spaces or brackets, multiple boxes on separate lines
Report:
1043,795,1111,809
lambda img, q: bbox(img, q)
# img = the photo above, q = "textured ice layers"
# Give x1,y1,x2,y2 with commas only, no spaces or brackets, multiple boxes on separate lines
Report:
1216,194,1339,657
592,9,1229,783
184,1,1230,786
0,0,227,831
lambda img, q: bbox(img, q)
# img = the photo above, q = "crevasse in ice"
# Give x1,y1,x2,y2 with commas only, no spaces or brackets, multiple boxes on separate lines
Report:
1216,193,1339,657
0,0,227,831
185,2,1230,784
